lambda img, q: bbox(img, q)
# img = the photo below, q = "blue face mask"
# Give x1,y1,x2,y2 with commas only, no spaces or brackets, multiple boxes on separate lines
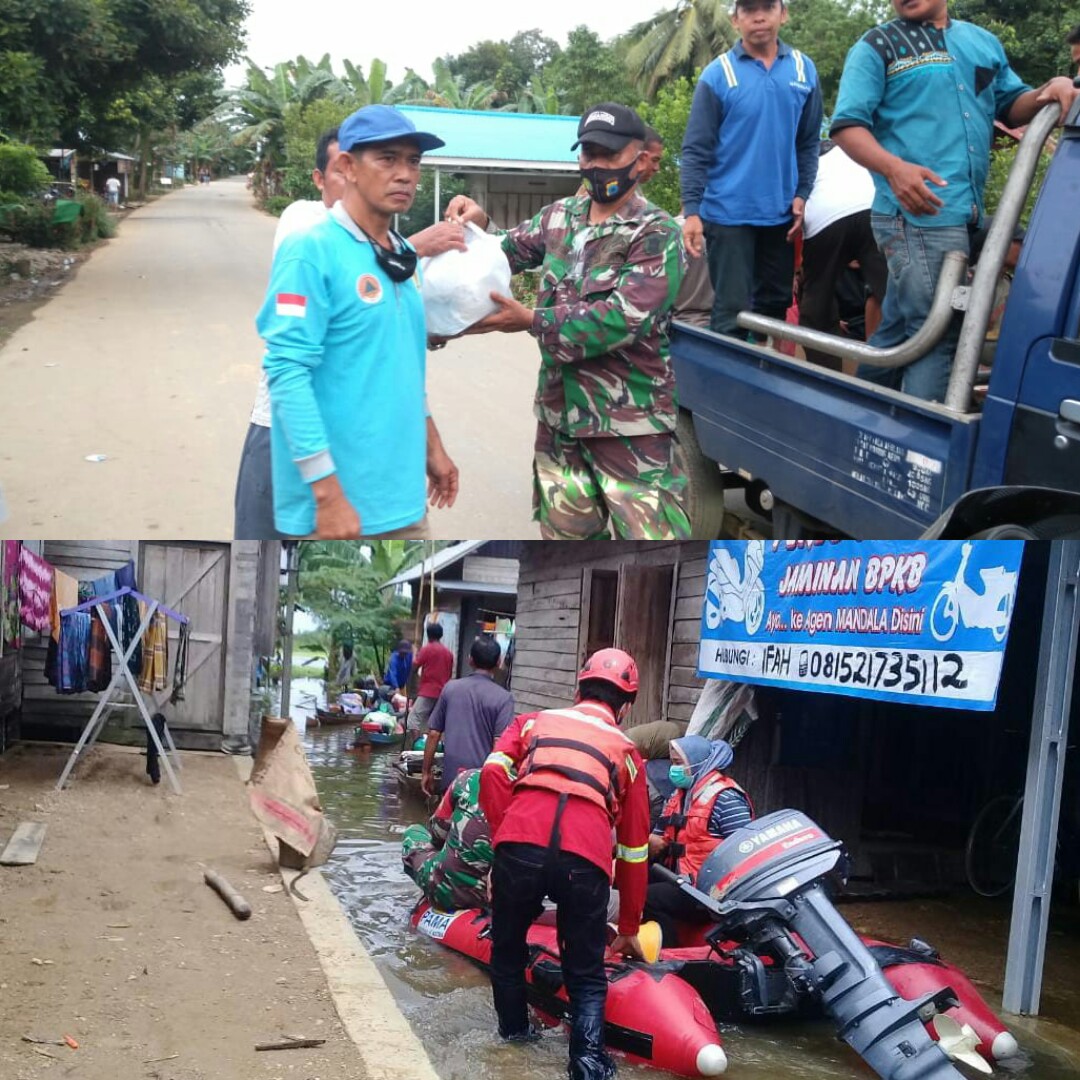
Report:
669,764,693,789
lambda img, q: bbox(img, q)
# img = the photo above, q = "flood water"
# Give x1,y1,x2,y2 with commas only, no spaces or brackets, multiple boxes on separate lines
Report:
288,679,1080,1080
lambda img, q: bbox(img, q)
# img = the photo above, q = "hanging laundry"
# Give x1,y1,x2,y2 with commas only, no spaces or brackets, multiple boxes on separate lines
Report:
17,547,52,634
170,621,191,703
91,571,118,598
2,541,21,649
49,570,78,643
87,603,115,692
118,593,143,673
115,560,137,591
138,610,169,693
58,611,92,694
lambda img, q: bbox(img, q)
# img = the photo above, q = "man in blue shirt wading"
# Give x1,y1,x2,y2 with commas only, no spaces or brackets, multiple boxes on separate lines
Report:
681,0,823,338
256,106,460,538
832,0,1078,403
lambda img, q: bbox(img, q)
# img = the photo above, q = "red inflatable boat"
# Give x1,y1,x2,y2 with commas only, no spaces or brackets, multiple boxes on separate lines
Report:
664,929,1016,1069
410,901,729,1078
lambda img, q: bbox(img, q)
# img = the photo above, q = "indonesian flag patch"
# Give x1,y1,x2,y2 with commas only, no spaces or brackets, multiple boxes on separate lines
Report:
276,292,307,318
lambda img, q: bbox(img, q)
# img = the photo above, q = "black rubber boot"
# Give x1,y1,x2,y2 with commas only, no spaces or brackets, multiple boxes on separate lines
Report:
567,1010,616,1080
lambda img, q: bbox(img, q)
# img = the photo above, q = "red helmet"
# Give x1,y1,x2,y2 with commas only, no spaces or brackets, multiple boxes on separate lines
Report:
578,648,639,694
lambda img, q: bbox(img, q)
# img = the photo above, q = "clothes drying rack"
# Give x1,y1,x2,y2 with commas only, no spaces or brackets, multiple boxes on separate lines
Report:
55,587,189,795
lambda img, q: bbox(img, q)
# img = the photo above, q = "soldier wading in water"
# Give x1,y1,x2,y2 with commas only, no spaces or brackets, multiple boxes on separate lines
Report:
448,103,689,541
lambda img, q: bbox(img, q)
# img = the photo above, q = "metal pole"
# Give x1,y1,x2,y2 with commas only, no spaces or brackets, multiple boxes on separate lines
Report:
279,543,299,719
1003,540,1080,1014
434,168,441,225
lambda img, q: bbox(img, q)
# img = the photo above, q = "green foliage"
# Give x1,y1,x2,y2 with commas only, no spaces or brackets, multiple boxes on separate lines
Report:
951,0,1076,86
546,27,638,114
397,169,467,236
983,142,1054,227
263,195,292,217
785,0,888,114
0,142,50,196
625,0,735,99
75,192,114,241
0,0,249,149
445,30,561,101
639,77,696,216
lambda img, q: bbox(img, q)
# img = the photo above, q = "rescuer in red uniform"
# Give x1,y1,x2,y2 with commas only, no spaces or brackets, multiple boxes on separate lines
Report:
480,647,651,1080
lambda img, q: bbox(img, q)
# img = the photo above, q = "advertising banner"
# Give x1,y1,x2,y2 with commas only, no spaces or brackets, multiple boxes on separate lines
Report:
697,541,1024,710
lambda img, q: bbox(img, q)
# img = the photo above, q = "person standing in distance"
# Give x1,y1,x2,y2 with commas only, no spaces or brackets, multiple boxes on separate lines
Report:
408,620,455,747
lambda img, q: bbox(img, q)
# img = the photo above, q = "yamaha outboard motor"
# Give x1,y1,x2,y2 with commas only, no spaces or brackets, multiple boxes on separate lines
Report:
678,809,967,1080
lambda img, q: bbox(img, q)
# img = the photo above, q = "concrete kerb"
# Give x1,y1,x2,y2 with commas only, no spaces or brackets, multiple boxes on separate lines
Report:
233,757,440,1080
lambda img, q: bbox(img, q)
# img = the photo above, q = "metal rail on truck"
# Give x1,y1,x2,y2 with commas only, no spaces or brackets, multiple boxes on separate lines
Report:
736,103,1064,413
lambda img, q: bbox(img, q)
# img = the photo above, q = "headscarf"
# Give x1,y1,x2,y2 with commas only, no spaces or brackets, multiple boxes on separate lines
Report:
670,735,734,784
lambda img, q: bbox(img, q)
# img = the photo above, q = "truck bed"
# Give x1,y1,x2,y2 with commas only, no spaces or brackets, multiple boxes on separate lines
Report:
672,325,981,538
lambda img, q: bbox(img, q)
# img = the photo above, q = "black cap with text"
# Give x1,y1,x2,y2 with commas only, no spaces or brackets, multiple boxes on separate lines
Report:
571,102,647,152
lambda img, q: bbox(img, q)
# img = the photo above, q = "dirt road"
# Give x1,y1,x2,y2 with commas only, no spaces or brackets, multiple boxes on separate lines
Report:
0,744,370,1080
0,178,538,539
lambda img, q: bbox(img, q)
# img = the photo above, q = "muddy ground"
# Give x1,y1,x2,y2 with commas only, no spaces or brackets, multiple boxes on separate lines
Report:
0,744,368,1080
0,244,89,347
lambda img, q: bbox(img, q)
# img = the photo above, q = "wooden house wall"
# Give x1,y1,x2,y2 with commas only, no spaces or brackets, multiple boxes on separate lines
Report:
512,541,712,723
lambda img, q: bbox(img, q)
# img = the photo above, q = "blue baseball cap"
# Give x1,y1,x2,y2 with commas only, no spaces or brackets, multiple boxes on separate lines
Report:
337,105,445,154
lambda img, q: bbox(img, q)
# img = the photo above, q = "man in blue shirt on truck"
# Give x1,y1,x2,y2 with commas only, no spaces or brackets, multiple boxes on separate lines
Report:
256,105,459,538
832,0,1078,402
681,0,822,338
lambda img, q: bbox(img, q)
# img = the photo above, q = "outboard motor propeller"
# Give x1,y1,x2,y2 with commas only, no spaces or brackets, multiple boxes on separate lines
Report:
661,809,968,1080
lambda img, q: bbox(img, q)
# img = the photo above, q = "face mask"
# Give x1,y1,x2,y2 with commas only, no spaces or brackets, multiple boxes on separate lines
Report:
362,227,417,283
580,160,638,204
669,764,693,789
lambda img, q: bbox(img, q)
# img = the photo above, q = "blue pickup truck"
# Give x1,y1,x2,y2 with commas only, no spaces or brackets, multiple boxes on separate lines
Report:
672,99,1080,540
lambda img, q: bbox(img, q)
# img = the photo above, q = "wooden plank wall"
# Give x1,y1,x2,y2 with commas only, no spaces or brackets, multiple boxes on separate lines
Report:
20,542,138,735
511,541,712,722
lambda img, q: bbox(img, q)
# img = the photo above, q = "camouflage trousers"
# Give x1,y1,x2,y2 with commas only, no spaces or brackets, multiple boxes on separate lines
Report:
402,824,487,911
532,423,692,540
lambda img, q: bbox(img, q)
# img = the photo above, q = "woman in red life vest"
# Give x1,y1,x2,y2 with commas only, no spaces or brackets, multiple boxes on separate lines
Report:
480,648,651,1080
644,736,753,947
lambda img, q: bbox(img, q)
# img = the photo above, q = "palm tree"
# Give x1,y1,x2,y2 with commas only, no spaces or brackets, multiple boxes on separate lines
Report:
222,57,339,193
415,58,500,110
625,0,735,99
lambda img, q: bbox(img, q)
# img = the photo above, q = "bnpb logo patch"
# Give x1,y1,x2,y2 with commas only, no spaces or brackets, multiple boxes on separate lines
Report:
357,274,383,304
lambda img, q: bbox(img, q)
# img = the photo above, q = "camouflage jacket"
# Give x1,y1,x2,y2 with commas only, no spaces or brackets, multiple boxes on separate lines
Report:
502,191,687,439
426,768,492,906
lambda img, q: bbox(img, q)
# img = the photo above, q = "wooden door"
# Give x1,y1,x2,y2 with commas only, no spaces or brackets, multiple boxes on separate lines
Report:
616,565,675,729
139,543,230,733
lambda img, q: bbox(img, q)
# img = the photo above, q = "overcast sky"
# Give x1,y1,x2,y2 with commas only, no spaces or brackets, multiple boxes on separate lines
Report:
225,0,671,88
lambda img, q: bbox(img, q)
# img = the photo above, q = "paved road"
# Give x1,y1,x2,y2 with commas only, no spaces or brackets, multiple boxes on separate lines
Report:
0,177,538,539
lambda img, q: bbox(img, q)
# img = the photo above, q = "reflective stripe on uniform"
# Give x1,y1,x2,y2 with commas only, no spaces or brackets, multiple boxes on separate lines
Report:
485,751,515,776
616,842,648,864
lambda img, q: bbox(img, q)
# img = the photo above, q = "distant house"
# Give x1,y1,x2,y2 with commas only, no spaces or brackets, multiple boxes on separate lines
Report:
398,106,581,227
381,541,519,683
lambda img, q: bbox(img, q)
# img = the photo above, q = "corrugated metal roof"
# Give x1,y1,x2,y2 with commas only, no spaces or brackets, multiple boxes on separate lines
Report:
399,106,579,172
380,540,488,588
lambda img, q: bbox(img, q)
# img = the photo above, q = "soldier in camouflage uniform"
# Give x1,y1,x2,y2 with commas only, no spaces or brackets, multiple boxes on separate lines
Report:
402,767,492,910
448,103,690,540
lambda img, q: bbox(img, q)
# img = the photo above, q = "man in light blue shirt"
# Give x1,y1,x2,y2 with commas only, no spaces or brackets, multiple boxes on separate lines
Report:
256,106,459,538
832,0,1078,402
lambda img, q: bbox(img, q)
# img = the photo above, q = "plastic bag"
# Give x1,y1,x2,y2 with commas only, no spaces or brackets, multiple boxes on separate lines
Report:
421,221,512,336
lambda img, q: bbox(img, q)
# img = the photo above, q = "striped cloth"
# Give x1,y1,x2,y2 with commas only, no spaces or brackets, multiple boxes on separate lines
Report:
138,610,169,693
18,547,52,633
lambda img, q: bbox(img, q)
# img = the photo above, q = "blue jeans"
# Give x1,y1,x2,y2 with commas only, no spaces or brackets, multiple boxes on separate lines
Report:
858,214,970,403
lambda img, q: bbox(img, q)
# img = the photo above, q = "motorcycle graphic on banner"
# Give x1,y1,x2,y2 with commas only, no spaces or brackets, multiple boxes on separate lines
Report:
698,541,1024,710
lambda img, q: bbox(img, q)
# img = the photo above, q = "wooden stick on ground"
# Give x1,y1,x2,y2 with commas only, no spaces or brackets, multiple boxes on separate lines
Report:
255,1038,326,1051
203,869,252,920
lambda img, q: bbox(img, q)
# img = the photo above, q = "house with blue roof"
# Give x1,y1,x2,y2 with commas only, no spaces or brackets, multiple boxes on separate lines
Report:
398,106,582,227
